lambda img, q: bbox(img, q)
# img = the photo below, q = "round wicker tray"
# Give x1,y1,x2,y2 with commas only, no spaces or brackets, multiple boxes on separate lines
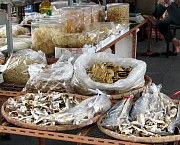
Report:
76,75,152,100
97,113,180,143
1,93,101,131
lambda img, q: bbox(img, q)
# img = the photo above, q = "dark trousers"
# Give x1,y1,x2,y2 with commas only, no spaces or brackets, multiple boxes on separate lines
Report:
152,3,179,42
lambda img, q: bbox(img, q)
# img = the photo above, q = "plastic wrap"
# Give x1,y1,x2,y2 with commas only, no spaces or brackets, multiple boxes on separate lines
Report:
52,30,99,48
84,22,114,41
130,83,176,120
31,19,68,55
0,38,31,53
80,4,100,23
72,52,147,95
107,3,129,24
23,56,74,93
0,51,5,65
3,49,46,84
73,6,92,25
102,99,126,129
0,25,30,38
20,12,47,25
45,94,111,125
59,7,84,32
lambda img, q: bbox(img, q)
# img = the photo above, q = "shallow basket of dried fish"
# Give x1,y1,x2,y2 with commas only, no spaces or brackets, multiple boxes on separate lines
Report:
1,93,101,132
97,108,180,143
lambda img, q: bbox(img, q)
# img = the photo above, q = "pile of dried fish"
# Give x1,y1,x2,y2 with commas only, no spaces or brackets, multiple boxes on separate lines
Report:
86,62,133,84
4,92,111,126
102,83,180,137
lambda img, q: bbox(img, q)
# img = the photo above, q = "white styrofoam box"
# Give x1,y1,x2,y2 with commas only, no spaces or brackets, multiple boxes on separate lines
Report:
114,34,133,58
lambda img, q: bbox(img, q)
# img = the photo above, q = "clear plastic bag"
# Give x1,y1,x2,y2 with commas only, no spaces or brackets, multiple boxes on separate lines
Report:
52,30,99,48
3,49,46,84
0,51,5,65
72,52,147,95
59,7,84,32
107,3,129,24
84,22,114,41
23,56,74,93
102,97,132,129
0,24,30,38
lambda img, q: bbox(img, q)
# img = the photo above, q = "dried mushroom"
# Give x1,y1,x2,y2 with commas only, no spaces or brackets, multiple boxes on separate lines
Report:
86,62,133,84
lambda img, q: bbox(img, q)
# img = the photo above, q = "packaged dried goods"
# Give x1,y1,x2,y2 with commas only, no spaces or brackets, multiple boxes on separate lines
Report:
0,25,30,38
40,15,77,33
73,5,92,25
24,57,74,93
59,7,84,32
72,52,147,95
0,51,5,65
3,49,46,84
31,19,68,55
84,22,114,41
52,30,99,48
80,4,100,23
107,3,129,24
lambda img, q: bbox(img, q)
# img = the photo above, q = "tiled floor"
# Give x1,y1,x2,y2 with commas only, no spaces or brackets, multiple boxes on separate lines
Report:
1,30,180,145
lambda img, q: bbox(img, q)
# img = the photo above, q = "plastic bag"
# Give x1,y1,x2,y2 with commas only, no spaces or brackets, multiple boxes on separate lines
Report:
0,51,5,65
53,29,99,48
84,22,115,41
3,49,46,84
72,52,147,95
23,56,74,93
102,98,127,129
0,25,29,38
49,94,111,125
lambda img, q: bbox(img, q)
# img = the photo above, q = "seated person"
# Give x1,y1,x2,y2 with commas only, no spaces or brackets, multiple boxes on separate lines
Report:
144,0,180,53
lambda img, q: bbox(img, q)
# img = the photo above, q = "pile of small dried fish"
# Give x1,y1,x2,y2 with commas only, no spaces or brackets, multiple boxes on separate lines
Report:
86,62,133,84
102,84,180,137
4,92,111,126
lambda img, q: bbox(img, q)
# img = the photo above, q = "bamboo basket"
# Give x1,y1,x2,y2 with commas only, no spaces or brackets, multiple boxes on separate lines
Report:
97,103,180,144
1,93,101,131
77,75,152,100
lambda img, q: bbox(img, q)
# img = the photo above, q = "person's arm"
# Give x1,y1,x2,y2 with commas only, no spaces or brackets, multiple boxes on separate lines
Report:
157,0,174,7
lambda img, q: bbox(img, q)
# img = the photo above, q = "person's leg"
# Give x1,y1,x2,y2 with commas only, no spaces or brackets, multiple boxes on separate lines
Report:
158,17,180,53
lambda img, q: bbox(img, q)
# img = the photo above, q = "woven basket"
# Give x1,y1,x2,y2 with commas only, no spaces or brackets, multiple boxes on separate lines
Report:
77,75,152,100
1,93,101,131
97,107,180,143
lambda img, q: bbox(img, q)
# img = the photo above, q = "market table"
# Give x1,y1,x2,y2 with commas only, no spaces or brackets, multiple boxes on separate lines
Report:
96,19,148,58
0,89,179,145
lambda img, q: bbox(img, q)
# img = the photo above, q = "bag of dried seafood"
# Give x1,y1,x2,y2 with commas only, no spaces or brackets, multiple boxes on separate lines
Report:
3,49,47,84
72,52,147,95
23,55,74,93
